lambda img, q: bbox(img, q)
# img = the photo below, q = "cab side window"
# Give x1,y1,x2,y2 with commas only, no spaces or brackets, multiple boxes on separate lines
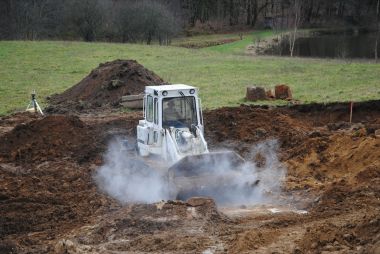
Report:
154,98,158,124
146,96,153,122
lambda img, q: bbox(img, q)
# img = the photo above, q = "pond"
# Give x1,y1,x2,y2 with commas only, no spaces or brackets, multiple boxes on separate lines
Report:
266,29,380,59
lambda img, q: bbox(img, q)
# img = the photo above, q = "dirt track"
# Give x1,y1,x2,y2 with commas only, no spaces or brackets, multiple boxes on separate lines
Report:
0,101,379,253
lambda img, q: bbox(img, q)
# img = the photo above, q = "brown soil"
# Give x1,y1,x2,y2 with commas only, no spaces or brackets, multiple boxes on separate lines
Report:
46,60,165,113
0,100,379,253
0,112,41,136
204,105,311,159
0,115,104,164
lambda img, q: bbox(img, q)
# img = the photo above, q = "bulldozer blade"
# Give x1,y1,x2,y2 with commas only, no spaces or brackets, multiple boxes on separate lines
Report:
167,151,262,204
168,151,245,177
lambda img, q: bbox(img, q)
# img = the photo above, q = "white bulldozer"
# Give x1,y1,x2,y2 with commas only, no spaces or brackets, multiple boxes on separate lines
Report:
136,84,247,200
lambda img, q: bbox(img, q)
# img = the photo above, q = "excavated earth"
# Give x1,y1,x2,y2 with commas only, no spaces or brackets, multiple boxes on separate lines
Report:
0,100,379,253
46,60,165,113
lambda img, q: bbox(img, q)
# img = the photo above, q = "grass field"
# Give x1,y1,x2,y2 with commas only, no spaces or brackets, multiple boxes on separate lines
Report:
172,30,275,54
0,37,379,115
204,30,276,54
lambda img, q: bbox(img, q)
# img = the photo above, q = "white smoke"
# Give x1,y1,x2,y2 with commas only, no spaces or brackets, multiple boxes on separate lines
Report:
95,138,286,206
95,139,170,204
175,139,286,205
226,139,286,205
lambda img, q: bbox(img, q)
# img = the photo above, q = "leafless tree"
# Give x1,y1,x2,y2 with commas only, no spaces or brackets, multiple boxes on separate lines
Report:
64,0,103,42
375,0,380,62
0,0,379,43
288,0,302,57
245,0,270,27
115,0,179,45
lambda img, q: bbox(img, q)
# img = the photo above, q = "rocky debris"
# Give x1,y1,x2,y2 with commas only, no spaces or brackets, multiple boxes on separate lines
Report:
47,60,165,113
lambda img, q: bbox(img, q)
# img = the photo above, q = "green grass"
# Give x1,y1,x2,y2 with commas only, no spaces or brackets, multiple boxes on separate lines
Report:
204,30,275,54
172,30,275,54
0,40,379,115
172,32,242,47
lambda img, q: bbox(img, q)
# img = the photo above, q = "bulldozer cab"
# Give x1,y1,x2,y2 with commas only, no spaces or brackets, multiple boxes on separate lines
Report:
136,84,206,158
162,97,197,129
143,84,203,131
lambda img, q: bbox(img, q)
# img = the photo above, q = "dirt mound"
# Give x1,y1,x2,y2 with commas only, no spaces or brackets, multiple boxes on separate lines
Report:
284,131,380,192
0,112,41,137
204,105,311,158
0,112,41,126
47,60,165,113
0,115,103,164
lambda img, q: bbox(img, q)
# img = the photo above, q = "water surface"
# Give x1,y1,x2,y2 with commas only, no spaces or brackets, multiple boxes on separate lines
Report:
267,30,380,59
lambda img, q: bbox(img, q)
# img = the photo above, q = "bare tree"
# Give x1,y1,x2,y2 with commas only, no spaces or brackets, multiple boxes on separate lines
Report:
288,0,302,57
1,0,379,43
0,0,63,40
245,0,270,27
115,0,179,45
376,0,380,62
65,0,103,42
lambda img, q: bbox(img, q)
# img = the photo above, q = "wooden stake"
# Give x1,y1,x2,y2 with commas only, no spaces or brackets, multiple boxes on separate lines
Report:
349,101,354,123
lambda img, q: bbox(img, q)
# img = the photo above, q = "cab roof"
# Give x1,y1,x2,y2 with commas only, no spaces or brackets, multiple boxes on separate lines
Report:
146,84,196,92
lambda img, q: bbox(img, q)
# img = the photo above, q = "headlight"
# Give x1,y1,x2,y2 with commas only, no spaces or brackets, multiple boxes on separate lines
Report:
189,89,195,94
162,91,168,96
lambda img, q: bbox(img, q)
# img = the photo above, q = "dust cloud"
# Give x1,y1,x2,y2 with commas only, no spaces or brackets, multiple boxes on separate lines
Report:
95,139,170,204
177,139,286,205
95,138,286,206
234,139,286,204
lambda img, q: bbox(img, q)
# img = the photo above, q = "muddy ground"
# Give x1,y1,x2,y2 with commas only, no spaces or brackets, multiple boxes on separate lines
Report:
0,101,379,254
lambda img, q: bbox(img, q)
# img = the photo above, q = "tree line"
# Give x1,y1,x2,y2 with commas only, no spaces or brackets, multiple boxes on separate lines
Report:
0,0,379,43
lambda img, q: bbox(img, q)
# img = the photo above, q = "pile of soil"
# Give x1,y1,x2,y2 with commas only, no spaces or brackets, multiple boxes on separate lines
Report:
204,105,311,158
0,115,103,164
0,112,41,137
285,132,380,191
47,60,165,113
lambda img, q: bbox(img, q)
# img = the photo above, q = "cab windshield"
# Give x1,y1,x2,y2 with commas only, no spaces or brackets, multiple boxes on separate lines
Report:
162,96,197,129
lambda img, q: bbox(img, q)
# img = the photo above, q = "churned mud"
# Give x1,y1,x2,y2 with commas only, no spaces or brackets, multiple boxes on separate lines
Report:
0,100,379,253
